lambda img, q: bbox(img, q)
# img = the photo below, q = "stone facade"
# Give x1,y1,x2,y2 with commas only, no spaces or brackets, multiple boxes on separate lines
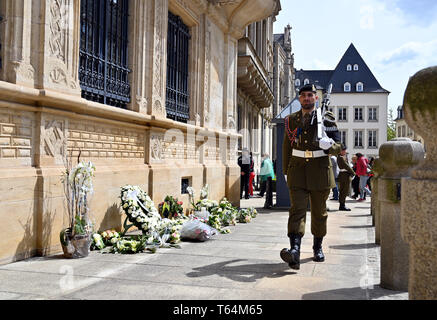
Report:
0,0,278,264
395,105,425,146
236,1,281,173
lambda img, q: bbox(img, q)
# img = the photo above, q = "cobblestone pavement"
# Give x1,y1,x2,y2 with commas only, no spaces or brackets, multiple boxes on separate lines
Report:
0,194,408,300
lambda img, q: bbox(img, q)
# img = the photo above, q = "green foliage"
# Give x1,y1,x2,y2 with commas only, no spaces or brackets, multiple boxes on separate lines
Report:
387,109,397,141
158,195,184,219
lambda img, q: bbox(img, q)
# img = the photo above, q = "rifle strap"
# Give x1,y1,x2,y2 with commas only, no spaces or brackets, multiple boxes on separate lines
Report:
285,117,298,147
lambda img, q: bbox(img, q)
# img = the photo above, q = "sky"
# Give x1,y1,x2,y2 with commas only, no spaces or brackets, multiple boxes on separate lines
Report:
273,0,437,117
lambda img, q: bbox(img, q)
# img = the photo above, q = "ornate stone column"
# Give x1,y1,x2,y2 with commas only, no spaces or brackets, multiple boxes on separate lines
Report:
34,0,80,95
401,66,437,299
0,0,35,86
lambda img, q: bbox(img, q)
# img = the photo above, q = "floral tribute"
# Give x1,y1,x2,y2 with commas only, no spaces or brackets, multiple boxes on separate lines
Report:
158,196,184,219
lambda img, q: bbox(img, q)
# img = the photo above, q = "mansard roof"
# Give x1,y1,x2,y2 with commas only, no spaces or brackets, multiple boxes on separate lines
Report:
295,43,389,94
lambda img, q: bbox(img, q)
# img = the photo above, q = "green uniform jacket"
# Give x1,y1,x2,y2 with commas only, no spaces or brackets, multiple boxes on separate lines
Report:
282,110,341,191
337,154,355,179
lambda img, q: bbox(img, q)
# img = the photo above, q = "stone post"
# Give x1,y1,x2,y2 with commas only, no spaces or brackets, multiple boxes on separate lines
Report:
401,66,437,299
378,138,424,291
370,157,383,244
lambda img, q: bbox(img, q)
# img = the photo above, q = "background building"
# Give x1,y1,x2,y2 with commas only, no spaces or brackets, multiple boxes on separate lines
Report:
294,43,389,159
0,0,278,263
237,0,281,172
395,105,425,146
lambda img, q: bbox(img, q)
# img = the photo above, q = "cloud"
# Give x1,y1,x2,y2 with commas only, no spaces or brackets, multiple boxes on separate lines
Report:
393,0,437,27
360,5,374,30
378,40,437,67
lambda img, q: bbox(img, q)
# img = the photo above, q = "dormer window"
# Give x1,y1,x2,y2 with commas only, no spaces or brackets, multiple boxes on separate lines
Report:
356,82,363,92
295,79,301,87
344,82,351,92
347,64,352,71
304,79,309,85
354,64,359,71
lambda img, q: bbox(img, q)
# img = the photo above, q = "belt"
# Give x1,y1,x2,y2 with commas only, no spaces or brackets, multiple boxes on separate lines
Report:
340,169,348,172
292,149,327,159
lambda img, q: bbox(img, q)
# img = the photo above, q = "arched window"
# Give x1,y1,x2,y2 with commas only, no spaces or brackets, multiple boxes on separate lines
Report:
347,64,352,71
344,82,351,92
295,79,301,87
356,82,363,92
304,79,309,85
354,64,359,71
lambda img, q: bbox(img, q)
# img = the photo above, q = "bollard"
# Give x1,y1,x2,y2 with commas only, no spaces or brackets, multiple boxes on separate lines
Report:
378,138,424,291
401,66,437,299
370,158,383,244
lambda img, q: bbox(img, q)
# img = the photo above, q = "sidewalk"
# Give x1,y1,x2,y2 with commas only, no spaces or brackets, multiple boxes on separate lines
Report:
0,195,408,300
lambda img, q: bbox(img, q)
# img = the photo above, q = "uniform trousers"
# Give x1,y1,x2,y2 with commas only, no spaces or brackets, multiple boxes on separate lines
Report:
287,187,330,238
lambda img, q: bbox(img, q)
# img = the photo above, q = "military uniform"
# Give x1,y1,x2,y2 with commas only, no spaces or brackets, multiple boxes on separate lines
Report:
337,152,355,210
282,110,341,237
280,84,341,269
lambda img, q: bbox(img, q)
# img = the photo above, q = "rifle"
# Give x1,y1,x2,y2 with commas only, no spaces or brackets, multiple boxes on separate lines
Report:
317,83,333,140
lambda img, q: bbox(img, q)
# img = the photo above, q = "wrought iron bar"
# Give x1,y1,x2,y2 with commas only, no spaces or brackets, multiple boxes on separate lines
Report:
79,0,130,109
166,11,190,123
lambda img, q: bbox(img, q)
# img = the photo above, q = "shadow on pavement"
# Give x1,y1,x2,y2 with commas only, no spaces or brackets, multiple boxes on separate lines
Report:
340,225,373,229
185,258,308,283
329,243,379,250
345,214,371,218
302,285,407,300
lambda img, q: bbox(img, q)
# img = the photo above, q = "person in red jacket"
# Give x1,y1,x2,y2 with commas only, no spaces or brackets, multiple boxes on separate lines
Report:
355,153,371,201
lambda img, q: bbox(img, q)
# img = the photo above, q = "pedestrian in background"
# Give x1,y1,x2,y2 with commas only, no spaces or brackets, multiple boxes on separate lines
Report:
238,148,251,199
260,153,275,209
337,145,355,211
351,155,360,199
356,153,371,201
248,152,255,197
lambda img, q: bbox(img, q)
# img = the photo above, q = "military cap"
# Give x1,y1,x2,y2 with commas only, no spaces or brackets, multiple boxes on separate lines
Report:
324,111,336,123
341,143,347,150
299,84,317,95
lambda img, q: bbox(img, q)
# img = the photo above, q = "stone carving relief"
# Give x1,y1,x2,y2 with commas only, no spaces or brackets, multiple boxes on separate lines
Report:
49,67,68,85
227,115,236,130
49,0,68,62
43,119,66,160
153,0,164,100
11,61,35,82
204,19,211,124
150,134,164,161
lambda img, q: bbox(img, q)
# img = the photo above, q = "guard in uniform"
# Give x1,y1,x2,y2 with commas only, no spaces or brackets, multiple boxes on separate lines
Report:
337,144,356,211
280,84,341,270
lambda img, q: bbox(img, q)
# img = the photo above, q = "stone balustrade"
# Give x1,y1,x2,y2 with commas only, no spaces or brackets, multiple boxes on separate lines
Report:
401,66,437,299
378,138,424,291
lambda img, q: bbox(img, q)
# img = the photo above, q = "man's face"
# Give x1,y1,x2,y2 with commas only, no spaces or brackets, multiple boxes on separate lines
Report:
299,91,318,110
341,149,346,156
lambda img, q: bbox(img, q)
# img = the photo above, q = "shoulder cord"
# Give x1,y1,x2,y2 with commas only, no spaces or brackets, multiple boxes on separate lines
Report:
285,117,298,147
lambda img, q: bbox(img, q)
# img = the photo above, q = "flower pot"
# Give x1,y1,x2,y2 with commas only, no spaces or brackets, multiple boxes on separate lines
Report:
60,229,91,259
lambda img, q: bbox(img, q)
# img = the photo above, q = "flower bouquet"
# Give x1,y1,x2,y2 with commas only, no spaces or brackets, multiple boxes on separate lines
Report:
60,160,96,258
158,196,184,219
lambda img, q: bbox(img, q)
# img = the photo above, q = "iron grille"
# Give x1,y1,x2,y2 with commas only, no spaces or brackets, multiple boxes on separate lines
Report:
79,0,131,109
166,11,190,123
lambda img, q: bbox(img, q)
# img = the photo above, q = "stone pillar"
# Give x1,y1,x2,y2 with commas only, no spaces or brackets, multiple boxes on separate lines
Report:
0,0,35,86
370,158,383,244
34,0,81,95
378,138,424,291
401,66,437,299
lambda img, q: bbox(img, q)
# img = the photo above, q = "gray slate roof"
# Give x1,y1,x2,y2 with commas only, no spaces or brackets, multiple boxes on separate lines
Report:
295,43,389,94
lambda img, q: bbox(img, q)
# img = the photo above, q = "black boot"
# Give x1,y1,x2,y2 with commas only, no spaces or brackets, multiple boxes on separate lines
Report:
339,203,351,211
280,233,302,270
313,237,325,262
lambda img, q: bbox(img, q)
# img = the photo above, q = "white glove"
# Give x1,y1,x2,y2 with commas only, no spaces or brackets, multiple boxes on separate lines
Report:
319,137,334,150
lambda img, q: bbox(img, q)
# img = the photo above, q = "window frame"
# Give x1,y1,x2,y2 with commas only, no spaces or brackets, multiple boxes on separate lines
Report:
344,82,351,92
347,64,352,71
356,82,364,92
354,106,364,122
338,106,348,122
354,130,364,148
354,64,359,71
368,129,378,148
368,106,378,122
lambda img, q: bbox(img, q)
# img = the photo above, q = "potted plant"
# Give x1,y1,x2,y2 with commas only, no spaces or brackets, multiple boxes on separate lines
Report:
60,156,96,258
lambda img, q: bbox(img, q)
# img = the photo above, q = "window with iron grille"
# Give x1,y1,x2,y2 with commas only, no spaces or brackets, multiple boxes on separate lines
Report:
166,12,191,123
79,0,131,109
